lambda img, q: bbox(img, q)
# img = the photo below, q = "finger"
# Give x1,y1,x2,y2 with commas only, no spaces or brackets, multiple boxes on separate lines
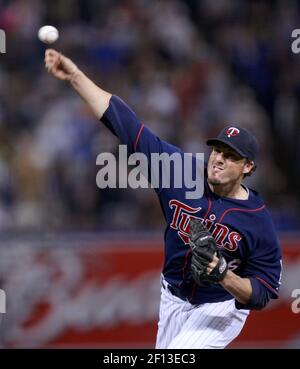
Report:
46,55,61,72
45,50,61,69
45,59,55,70
45,56,55,67
212,253,219,263
46,61,56,72
207,259,218,270
45,48,59,58
54,70,69,80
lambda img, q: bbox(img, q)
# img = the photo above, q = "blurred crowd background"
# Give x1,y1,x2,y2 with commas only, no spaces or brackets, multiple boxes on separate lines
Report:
0,0,300,233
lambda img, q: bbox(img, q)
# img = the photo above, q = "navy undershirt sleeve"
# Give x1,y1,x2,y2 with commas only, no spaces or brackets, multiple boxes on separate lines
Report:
235,277,273,310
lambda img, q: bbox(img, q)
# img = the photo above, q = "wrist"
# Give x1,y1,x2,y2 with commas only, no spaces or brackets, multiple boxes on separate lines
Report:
219,270,234,287
219,272,252,304
70,68,83,88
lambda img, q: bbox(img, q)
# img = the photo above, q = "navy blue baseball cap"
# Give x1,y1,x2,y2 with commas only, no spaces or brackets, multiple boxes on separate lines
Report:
206,126,258,161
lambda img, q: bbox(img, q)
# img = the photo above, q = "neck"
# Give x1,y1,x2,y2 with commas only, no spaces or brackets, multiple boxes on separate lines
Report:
208,180,248,200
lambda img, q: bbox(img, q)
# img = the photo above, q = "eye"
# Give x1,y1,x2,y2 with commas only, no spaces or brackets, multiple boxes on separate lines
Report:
227,153,240,161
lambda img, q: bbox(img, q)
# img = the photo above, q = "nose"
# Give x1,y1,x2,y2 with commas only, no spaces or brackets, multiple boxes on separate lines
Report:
215,151,225,163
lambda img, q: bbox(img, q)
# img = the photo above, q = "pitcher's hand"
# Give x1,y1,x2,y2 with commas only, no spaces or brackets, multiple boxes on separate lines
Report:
45,49,79,81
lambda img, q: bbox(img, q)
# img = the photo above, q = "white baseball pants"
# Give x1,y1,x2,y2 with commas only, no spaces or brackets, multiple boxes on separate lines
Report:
156,277,249,349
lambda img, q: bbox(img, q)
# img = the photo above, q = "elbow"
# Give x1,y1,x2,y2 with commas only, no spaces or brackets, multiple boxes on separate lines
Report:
235,277,274,310
246,296,270,310
235,294,270,310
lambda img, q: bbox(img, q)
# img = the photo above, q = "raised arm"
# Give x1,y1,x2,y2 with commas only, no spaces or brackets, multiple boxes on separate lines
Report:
44,48,184,185
45,49,111,119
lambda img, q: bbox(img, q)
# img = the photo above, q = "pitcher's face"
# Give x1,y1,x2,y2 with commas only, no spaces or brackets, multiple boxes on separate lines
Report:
207,144,251,186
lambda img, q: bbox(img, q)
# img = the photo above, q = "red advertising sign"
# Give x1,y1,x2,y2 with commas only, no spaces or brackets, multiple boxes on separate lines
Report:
0,236,299,348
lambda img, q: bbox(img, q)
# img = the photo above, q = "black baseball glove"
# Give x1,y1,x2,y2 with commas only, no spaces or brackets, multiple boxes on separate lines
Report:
188,218,228,286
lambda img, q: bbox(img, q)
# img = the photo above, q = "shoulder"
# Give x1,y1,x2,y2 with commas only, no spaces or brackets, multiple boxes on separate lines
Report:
246,189,276,228
245,190,281,252
248,189,274,223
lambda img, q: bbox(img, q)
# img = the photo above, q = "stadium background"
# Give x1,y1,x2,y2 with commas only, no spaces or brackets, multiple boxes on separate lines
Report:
0,0,299,348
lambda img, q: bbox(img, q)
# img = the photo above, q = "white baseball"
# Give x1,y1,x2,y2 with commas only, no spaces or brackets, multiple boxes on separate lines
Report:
38,25,59,44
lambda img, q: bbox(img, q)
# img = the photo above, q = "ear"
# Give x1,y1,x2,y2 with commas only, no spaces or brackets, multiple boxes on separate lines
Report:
242,160,254,175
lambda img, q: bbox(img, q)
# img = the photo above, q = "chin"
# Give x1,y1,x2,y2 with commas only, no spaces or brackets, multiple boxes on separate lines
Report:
208,176,222,185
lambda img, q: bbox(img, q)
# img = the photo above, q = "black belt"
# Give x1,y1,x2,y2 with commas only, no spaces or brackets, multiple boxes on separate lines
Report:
161,276,189,302
161,277,175,294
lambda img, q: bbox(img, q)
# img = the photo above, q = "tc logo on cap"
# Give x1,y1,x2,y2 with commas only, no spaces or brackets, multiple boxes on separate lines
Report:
226,127,240,138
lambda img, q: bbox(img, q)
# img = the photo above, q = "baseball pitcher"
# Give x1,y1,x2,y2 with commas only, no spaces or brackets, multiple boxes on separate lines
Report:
44,49,282,349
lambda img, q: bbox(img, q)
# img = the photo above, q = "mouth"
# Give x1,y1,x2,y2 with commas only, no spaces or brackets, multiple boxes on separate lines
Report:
212,165,224,172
